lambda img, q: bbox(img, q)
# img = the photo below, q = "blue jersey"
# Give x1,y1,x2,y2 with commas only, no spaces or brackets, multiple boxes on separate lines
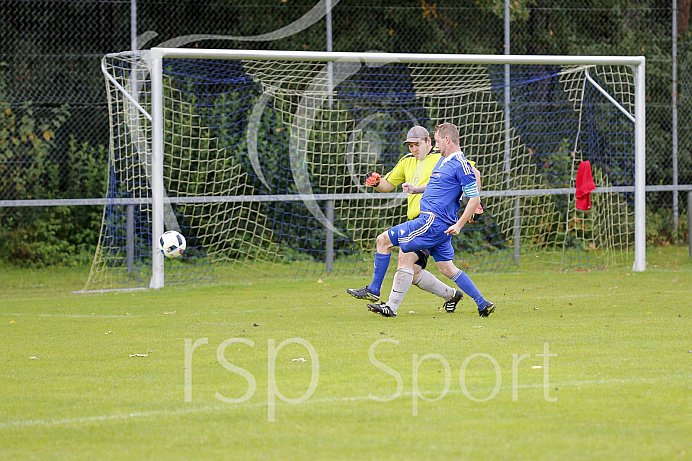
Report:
420,151,479,226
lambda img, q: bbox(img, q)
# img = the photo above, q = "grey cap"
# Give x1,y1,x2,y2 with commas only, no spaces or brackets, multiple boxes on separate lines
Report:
403,126,430,144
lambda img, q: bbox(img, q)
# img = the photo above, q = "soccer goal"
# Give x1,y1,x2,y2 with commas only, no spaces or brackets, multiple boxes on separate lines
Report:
88,48,645,291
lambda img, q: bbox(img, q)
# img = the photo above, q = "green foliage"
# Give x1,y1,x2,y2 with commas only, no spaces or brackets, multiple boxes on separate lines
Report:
4,1,687,270
1,60,110,267
0,137,107,267
646,205,689,246
478,0,536,22
0,102,68,200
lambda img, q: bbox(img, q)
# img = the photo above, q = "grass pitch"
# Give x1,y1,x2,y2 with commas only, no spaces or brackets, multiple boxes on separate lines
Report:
1,246,691,460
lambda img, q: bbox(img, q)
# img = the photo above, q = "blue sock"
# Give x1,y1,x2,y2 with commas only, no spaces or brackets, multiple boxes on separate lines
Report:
451,269,487,309
368,252,391,295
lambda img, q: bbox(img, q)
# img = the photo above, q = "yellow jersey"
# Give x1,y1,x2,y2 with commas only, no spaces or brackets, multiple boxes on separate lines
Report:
384,147,476,220
383,148,442,220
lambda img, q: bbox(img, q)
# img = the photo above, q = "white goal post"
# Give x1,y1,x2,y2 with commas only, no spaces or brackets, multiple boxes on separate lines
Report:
93,48,645,291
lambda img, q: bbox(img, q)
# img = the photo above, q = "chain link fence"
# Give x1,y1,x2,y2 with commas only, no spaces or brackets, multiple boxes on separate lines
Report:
0,0,690,264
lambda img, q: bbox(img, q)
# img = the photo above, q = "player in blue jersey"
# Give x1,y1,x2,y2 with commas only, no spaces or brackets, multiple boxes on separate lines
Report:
347,126,464,314
362,122,495,318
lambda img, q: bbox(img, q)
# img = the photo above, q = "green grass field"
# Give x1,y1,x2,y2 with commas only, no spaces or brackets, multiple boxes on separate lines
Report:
1,246,691,460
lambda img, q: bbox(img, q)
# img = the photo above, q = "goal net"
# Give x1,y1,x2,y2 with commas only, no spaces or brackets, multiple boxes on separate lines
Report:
87,49,644,291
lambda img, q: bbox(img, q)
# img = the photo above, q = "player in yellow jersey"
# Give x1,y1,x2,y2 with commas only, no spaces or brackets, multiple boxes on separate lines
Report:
347,125,480,313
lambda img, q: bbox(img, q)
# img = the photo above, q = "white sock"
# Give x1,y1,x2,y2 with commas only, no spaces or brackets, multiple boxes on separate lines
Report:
386,268,414,313
413,269,456,301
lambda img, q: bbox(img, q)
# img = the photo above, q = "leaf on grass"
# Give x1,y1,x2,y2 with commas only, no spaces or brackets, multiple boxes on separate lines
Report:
164,311,176,315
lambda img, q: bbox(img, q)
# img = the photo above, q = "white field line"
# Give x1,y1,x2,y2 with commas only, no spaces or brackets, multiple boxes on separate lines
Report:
0,375,689,430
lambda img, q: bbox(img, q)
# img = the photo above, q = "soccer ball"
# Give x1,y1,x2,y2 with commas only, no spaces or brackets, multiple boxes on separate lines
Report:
158,230,186,258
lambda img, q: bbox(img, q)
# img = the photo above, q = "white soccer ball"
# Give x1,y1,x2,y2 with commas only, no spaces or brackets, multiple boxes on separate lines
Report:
158,230,186,258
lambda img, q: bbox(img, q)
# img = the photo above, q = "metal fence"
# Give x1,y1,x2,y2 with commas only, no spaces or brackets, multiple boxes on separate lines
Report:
1,0,690,235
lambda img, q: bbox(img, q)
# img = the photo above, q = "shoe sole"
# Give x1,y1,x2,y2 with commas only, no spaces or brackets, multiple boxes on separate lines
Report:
349,294,379,302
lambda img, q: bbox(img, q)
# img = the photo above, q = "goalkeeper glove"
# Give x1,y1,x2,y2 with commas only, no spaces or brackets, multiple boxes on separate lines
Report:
364,171,381,187
469,204,484,223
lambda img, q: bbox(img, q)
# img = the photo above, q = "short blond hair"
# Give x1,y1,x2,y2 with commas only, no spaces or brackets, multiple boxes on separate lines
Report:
434,122,460,146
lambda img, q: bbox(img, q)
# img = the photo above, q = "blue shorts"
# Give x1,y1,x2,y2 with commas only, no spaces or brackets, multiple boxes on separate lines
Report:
388,213,455,262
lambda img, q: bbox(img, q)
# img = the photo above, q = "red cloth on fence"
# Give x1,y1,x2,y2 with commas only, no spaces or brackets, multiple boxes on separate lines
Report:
575,160,596,211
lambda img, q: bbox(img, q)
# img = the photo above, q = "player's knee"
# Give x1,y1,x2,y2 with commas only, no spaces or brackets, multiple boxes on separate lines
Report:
398,251,417,266
412,264,422,277
376,231,393,251
412,266,423,285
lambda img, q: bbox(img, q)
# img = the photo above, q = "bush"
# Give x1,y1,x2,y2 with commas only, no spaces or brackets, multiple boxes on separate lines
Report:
646,207,688,246
0,137,107,267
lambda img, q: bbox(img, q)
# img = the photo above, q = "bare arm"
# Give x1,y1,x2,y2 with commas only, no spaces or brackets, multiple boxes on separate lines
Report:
469,165,484,222
445,195,481,235
374,177,395,193
402,182,426,194
472,166,482,192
